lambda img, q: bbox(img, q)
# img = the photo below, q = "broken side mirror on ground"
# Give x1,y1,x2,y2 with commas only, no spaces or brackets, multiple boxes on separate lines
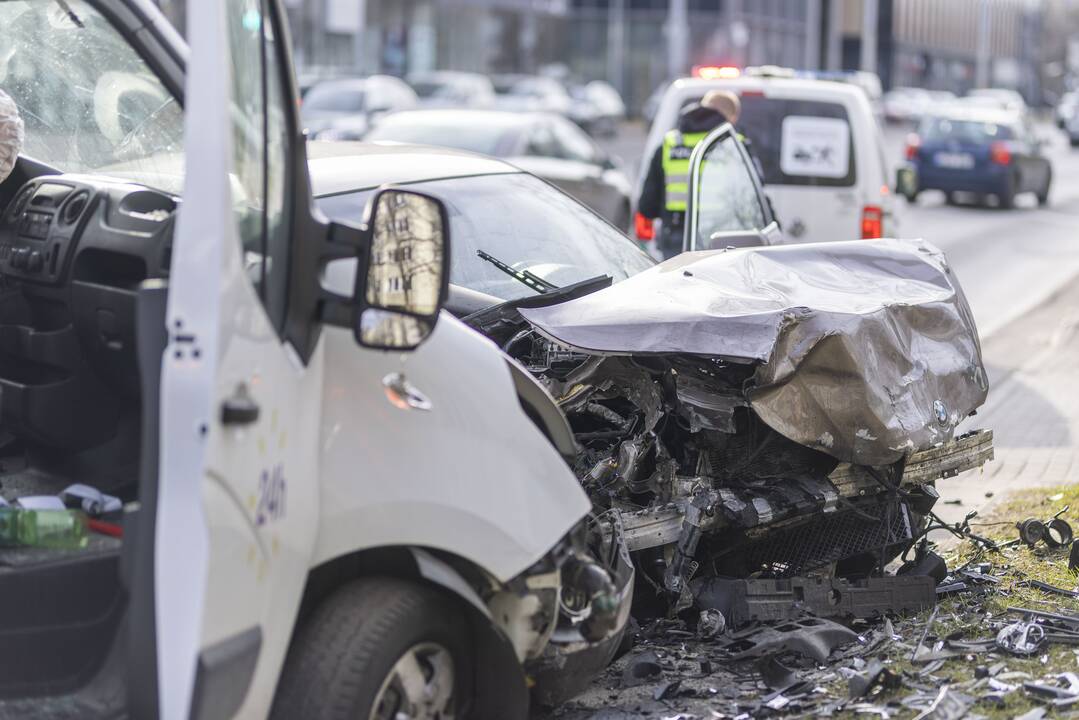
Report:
321,188,450,351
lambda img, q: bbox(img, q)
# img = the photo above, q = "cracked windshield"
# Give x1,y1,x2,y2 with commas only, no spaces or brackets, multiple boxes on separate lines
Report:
0,0,183,189
2,1,1079,718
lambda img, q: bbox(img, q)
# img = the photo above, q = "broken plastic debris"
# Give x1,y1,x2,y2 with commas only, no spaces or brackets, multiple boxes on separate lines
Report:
697,608,725,639
653,679,681,701
1023,672,1079,702
621,650,663,688
757,655,799,692
847,659,900,699
912,685,972,720
1046,517,1074,547
996,621,1046,656
61,484,122,516
763,695,790,710
1014,709,1047,720
718,617,857,663
1026,579,1079,599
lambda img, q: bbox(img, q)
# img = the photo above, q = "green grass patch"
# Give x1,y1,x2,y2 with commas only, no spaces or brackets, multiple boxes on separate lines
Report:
839,484,1079,717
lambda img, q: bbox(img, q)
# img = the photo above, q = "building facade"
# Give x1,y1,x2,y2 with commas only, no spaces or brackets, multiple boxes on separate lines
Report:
154,0,1053,110
848,0,1045,98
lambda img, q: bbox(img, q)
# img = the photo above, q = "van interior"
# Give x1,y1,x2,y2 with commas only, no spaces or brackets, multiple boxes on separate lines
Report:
0,155,169,714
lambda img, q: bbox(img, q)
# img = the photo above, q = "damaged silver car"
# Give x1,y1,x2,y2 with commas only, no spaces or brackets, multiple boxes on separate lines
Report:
320,132,993,622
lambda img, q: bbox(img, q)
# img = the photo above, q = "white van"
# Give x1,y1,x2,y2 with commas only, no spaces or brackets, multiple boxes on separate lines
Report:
641,71,900,245
0,1,631,718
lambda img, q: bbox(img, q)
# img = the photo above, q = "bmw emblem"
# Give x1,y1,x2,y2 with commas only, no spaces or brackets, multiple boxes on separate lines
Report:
933,400,948,426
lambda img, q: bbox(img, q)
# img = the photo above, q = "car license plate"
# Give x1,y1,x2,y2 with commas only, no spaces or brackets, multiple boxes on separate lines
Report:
934,152,975,169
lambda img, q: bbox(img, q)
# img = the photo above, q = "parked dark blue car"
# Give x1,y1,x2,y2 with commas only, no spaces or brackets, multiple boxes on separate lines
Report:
903,107,1052,209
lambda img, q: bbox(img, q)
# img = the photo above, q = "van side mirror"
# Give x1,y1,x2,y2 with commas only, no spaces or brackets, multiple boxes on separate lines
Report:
355,190,449,350
321,189,450,352
895,166,917,200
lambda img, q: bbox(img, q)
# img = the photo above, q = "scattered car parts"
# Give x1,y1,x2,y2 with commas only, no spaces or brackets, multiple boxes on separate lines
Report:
692,575,937,629
996,621,1047,656
717,617,859,663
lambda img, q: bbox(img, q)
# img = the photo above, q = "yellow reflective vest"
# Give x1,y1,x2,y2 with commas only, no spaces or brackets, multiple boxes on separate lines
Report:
662,128,748,212
661,129,708,212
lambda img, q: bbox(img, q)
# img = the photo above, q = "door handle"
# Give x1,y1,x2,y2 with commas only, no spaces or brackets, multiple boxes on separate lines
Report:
221,382,260,426
382,372,432,412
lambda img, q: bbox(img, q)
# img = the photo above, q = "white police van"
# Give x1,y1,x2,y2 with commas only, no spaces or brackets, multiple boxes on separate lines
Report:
642,67,901,246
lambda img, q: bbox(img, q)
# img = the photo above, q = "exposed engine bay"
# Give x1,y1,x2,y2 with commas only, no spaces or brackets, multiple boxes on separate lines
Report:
464,240,994,613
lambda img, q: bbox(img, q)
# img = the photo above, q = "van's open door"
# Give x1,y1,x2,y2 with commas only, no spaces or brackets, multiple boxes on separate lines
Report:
151,0,234,716
154,0,328,717
683,124,782,251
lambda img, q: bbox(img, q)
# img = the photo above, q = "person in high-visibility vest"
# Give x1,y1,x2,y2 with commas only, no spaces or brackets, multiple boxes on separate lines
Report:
638,90,742,259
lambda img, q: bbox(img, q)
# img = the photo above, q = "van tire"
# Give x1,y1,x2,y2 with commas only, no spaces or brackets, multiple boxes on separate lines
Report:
615,202,632,233
271,577,471,720
997,174,1017,210
1037,169,1052,206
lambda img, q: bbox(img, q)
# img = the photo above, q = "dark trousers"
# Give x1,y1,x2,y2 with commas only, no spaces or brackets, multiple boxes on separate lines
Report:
658,212,685,260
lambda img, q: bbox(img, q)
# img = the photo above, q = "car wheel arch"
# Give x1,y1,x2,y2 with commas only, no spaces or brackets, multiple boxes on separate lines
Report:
287,546,531,718
504,355,577,462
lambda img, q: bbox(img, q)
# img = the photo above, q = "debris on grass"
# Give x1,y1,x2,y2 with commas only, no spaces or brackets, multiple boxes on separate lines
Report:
538,484,1079,720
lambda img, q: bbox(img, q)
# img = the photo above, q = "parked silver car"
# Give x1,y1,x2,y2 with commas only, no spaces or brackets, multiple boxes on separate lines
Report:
365,109,633,228
301,75,418,141
407,70,496,109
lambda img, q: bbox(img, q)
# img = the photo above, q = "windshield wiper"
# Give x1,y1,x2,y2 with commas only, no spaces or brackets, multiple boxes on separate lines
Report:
53,0,84,28
477,250,558,295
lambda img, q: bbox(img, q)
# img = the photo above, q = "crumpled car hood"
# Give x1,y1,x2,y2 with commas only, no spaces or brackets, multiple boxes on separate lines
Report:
519,239,989,465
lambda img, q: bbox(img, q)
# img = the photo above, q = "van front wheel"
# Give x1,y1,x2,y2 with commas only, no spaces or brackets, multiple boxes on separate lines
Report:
271,578,471,720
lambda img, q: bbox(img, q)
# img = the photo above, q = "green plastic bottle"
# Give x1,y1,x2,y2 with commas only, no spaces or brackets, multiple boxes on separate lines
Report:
0,508,88,549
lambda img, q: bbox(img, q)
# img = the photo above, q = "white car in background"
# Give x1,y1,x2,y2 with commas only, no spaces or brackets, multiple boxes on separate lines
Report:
642,72,900,245
301,75,418,141
407,70,497,109
964,88,1027,114
364,109,634,228
883,87,932,123
569,80,627,137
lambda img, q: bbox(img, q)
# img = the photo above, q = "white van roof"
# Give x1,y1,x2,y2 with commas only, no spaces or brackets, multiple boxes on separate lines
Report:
645,77,867,150
640,76,875,190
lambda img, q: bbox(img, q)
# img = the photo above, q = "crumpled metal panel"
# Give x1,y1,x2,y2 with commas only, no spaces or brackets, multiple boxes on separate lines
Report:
519,239,988,465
